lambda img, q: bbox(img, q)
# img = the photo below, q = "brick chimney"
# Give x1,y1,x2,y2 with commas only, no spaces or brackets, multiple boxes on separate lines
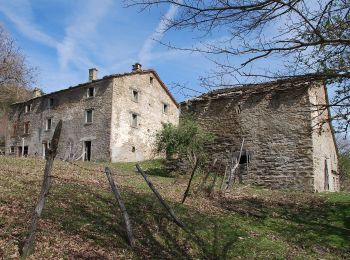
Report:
88,68,98,82
132,63,142,72
33,87,43,98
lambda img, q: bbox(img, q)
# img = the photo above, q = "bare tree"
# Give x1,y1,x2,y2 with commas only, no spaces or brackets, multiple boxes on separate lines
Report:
0,25,33,148
0,24,34,107
126,0,350,134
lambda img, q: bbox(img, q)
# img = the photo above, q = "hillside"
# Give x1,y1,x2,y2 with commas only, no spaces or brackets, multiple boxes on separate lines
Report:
0,156,349,259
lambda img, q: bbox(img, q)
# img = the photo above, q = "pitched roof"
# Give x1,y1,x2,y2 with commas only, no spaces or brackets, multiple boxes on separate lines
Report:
183,77,314,104
12,69,179,108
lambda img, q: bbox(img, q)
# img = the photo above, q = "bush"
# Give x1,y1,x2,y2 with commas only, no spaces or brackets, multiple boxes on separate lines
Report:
155,116,214,165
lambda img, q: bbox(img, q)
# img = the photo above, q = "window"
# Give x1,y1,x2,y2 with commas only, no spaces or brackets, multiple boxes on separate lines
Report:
150,76,154,84
131,113,138,128
87,87,95,98
24,122,30,134
42,141,50,159
48,98,54,108
10,146,15,154
132,146,136,152
132,89,139,102
12,124,17,136
85,109,93,123
25,104,31,113
163,103,169,114
46,118,52,130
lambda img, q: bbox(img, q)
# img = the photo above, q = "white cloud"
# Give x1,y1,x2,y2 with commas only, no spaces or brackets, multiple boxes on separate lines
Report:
0,0,114,88
57,0,114,70
0,0,58,48
138,2,180,65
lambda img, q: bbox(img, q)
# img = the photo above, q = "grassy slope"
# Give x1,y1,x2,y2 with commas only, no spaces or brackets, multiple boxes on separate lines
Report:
0,156,349,259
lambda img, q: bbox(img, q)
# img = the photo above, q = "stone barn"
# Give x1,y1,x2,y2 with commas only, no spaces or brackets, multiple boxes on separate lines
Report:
181,79,339,192
5,63,179,162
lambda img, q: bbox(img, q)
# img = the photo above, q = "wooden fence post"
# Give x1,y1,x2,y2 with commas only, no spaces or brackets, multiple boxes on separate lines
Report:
181,158,199,204
197,158,217,192
21,120,62,257
105,167,135,247
135,164,186,229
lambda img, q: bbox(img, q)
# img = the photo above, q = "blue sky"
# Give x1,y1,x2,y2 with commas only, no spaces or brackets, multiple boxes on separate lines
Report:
0,0,217,102
0,0,328,104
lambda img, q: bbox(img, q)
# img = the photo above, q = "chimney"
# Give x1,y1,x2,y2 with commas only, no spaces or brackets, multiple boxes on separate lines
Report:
88,68,98,82
33,87,43,98
132,63,142,72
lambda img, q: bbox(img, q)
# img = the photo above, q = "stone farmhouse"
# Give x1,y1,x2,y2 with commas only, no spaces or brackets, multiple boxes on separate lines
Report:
181,79,339,192
5,64,179,162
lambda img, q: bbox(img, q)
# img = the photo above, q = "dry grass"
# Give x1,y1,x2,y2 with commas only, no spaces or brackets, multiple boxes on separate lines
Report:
0,156,349,259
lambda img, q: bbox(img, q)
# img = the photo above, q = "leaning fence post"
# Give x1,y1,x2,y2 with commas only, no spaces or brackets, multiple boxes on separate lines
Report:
197,158,217,192
135,164,186,229
104,167,135,247
21,120,62,257
136,164,212,258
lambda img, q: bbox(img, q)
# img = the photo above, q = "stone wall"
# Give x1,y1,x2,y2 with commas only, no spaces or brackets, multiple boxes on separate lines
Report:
110,72,179,162
6,79,114,161
181,82,317,191
309,85,339,191
5,69,179,163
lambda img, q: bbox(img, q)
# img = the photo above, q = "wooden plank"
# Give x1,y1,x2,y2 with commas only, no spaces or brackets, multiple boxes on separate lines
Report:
21,120,62,257
105,167,135,247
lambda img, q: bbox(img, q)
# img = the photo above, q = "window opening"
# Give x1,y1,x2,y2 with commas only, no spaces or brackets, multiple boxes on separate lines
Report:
87,87,95,98
46,118,52,130
24,122,30,134
48,98,54,108
132,90,139,102
163,103,169,114
25,104,31,113
85,109,93,123
131,113,138,127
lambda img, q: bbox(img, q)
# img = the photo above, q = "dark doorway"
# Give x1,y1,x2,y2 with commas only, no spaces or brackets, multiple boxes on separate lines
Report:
18,146,29,157
23,146,28,157
84,141,91,161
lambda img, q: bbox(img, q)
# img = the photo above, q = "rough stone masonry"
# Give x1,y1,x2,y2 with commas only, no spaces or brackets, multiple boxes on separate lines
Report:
5,64,179,162
181,78,339,192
